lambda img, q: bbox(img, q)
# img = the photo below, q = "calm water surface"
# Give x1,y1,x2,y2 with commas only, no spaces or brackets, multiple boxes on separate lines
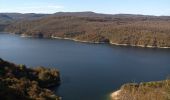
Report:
0,33,170,100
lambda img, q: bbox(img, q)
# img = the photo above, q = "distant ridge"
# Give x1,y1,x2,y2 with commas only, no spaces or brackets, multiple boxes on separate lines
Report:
1,11,170,20
54,11,114,17
0,13,49,20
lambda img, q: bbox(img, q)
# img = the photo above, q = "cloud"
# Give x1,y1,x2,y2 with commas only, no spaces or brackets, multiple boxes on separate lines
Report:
24,5,64,9
47,5,64,9
0,5,64,13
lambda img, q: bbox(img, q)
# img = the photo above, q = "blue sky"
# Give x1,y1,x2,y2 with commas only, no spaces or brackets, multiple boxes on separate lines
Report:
0,0,170,15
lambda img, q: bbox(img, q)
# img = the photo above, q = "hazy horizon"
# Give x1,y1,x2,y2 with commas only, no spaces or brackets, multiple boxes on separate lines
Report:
1,11,170,17
0,0,170,16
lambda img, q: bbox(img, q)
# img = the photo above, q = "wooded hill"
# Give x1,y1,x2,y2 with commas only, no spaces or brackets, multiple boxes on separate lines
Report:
0,58,61,100
1,12,170,48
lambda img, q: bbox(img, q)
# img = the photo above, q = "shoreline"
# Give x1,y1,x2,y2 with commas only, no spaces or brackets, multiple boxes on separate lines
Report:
110,42,170,49
110,90,121,100
52,36,170,49
20,34,32,38
51,36,106,44
17,33,170,49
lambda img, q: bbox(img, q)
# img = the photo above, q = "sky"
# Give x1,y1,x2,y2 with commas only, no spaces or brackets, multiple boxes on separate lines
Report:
0,0,170,16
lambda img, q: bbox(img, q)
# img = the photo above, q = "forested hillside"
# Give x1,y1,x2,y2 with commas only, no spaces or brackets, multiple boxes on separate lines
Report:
0,13,48,31
2,12,170,48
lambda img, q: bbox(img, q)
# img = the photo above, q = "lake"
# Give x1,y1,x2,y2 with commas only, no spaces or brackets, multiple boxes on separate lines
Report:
0,33,170,100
